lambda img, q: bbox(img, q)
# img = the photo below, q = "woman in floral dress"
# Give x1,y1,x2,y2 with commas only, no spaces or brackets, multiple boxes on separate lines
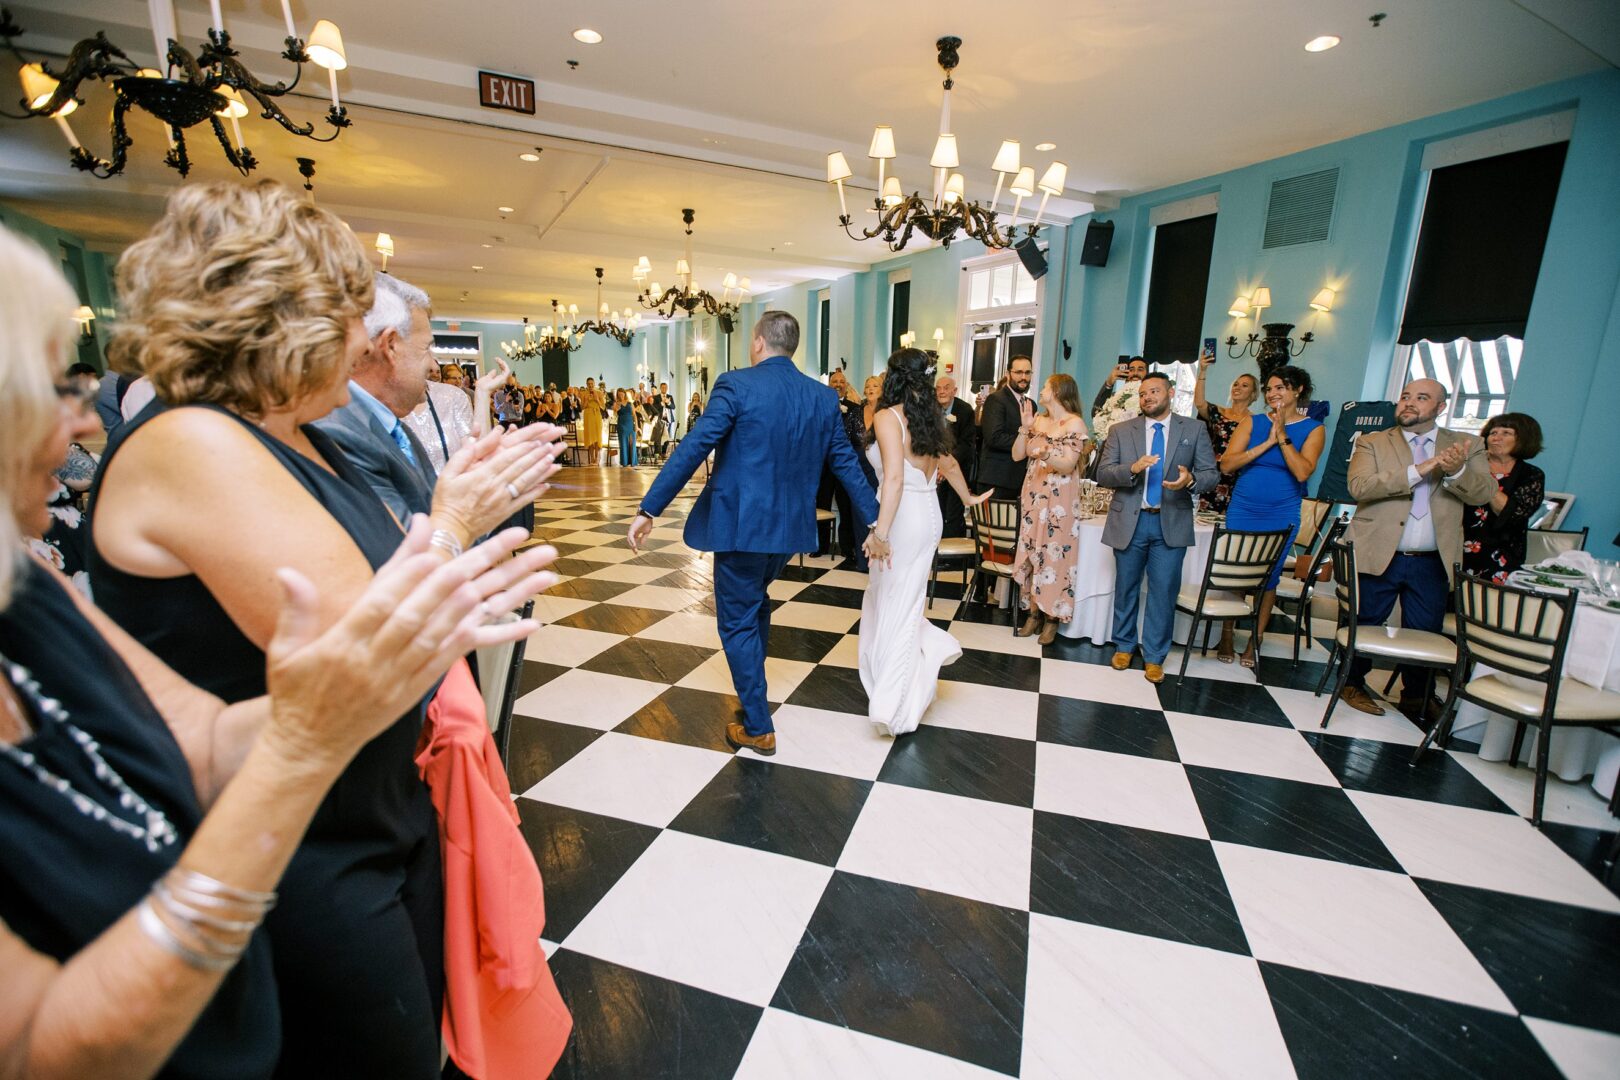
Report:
1193,353,1258,514
1011,373,1090,645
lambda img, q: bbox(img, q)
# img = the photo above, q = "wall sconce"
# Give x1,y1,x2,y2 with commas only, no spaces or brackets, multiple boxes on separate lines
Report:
1309,287,1335,312
899,330,917,348
1249,286,1272,323
375,231,394,271
932,327,945,346
72,304,95,337
1227,295,1250,320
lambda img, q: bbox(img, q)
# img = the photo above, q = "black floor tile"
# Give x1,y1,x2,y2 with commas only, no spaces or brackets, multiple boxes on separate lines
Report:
785,665,869,715
877,724,1036,807
669,758,872,866
1261,963,1564,1080
549,950,762,1080
545,577,637,602
762,625,845,663
1185,765,1403,872
505,715,601,794
1303,732,1513,813
1538,822,1620,896
1035,695,1179,761
1417,879,1620,1034
581,637,715,683
771,872,1027,1076
1158,675,1291,727
775,563,828,584
952,601,1020,627
1253,655,1338,694
514,800,661,942
513,658,570,698
1031,812,1250,955
615,686,742,753
1041,636,1122,665
939,646,1042,693
550,556,609,578
555,602,672,637
628,550,701,570
790,583,868,609
652,567,715,594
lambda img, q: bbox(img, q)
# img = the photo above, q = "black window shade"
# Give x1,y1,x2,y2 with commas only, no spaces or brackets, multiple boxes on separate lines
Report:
1141,213,1217,365
890,279,911,355
1399,141,1567,345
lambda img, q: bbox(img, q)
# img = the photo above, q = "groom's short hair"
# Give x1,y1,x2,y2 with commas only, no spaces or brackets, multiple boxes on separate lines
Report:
755,311,799,356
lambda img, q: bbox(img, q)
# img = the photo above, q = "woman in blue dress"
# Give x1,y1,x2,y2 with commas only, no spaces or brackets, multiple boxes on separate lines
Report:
615,389,639,466
1216,365,1325,667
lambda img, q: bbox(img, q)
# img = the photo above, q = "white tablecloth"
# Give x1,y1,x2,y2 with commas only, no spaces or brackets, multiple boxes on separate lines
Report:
1058,519,1216,644
1452,601,1620,797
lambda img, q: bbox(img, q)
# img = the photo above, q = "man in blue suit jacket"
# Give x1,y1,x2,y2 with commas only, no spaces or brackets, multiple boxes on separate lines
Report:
628,311,878,754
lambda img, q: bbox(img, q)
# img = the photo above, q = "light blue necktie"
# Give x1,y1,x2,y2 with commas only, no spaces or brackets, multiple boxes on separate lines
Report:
1411,434,1433,519
390,420,418,467
1145,421,1165,507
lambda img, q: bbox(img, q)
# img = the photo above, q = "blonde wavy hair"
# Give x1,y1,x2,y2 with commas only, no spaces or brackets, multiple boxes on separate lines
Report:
109,181,374,417
0,225,79,610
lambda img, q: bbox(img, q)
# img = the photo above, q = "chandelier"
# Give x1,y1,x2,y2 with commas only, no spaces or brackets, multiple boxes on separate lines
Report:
0,1,351,179
635,209,747,320
575,268,639,346
499,318,548,362
825,37,1067,252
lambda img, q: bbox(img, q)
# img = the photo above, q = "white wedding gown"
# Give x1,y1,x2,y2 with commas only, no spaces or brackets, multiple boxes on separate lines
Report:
858,408,963,737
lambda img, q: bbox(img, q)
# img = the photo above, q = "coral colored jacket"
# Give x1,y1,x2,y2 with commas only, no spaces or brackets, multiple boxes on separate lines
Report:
418,660,571,1079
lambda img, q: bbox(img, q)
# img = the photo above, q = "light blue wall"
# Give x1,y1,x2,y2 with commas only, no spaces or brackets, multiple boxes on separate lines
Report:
0,201,118,371
429,316,673,391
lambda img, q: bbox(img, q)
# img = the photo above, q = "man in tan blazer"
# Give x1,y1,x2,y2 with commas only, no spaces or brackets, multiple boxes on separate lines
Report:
1340,378,1497,718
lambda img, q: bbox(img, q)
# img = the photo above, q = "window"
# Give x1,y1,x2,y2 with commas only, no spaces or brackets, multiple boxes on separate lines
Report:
817,289,831,375
1389,336,1523,435
965,262,1037,313
889,276,911,354
957,252,1043,392
1141,212,1217,416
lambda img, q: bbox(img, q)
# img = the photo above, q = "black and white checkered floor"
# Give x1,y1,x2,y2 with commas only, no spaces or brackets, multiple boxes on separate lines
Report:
510,471,1619,1079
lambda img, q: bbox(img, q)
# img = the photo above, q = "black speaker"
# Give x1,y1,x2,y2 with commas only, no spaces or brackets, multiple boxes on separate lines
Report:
1079,219,1115,267
1015,236,1048,280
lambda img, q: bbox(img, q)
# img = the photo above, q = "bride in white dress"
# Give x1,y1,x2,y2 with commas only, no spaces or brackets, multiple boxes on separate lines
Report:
859,349,992,737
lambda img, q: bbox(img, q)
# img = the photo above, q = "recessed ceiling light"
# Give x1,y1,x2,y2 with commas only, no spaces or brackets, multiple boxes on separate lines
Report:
1304,34,1341,52
481,243,492,248
497,206,514,214
572,28,602,44
783,241,794,246
471,265,483,271
519,152,541,162
1035,142,1056,152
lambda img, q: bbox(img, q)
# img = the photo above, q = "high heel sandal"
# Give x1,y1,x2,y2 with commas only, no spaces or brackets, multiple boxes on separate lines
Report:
1239,636,1261,669
1216,626,1236,664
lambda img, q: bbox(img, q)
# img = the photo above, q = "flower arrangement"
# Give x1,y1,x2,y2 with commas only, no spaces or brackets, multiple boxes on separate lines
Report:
1091,382,1140,444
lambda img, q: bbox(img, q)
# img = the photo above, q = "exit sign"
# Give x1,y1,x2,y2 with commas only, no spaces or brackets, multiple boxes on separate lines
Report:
478,71,536,115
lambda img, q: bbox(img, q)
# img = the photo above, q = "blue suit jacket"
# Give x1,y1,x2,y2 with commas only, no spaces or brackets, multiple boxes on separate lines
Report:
641,356,878,554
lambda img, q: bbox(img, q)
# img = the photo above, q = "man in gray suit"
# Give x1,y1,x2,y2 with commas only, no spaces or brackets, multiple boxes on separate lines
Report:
1096,372,1219,683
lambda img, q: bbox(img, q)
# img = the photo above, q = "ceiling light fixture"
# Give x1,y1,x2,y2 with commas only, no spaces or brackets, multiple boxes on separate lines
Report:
1035,142,1056,152
826,37,1065,252
1304,34,1341,52
0,1,352,179
519,151,540,162
572,28,602,44
636,209,745,321
574,267,638,345
497,206,514,214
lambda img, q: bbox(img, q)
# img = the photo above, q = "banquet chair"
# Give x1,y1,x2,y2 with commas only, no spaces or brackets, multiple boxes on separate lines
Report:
967,498,1022,616
1524,525,1589,567
1171,527,1292,689
799,507,839,569
1275,512,1349,666
563,422,581,466
1410,572,1620,826
1315,538,1457,729
930,514,978,612
471,598,537,768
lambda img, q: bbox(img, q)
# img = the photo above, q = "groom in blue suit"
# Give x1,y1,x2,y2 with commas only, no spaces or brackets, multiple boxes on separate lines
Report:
628,311,878,755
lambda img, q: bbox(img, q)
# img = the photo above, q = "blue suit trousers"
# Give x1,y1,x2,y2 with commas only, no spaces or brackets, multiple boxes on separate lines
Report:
713,550,792,735
1110,513,1185,665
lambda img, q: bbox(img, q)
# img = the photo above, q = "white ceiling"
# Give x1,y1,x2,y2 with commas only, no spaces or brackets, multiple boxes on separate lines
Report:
1,0,1611,322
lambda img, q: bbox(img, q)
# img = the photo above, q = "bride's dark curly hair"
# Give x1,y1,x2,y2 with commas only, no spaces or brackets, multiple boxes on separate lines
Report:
872,347,950,458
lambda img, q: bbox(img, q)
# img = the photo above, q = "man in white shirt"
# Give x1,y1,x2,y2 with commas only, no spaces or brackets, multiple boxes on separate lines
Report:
1341,378,1496,718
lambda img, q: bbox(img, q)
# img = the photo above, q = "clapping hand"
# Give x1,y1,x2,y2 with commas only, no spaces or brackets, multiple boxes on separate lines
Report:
1131,453,1161,475
476,358,512,396
1432,441,1468,476
1019,395,1036,427
1162,465,1194,491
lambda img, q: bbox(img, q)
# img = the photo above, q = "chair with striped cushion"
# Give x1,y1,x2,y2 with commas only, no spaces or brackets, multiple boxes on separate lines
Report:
1172,527,1293,688
966,498,1022,617
1411,573,1620,826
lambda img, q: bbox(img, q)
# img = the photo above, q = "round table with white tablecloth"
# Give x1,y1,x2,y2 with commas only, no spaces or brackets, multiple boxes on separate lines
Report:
1057,517,1217,644
1450,599,1620,800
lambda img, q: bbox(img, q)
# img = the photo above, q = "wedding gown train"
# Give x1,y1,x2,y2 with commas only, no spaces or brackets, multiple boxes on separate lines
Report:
858,409,962,737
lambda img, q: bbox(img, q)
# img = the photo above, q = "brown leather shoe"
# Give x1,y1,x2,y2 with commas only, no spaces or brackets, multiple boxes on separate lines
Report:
1110,652,1132,671
1015,611,1043,638
1144,663,1165,684
1339,686,1386,716
1038,618,1060,646
725,722,777,756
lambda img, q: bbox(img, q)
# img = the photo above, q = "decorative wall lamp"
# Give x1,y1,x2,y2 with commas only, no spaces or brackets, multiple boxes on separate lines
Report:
72,304,95,337
1309,287,1335,312
374,232,393,271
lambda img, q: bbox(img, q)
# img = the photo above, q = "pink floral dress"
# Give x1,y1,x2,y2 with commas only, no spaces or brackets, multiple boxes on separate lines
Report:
1011,428,1087,621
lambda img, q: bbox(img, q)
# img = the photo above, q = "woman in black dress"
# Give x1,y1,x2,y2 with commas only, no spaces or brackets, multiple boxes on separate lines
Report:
86,182,557,1078
1192,353,1258,514
0,223,554,1078
1464,412,1546,582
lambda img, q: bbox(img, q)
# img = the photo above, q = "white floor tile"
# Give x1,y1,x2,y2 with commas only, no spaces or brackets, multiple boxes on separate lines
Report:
603,584,705,611
517,624,624,669
527,594,599,626
737,1009,1006,1080
1039,659,1165,711
1267,685,1423,745
520,731,731,827
923,680,1040,741
813,569,872,591
1214,841,1516,1013
1021,914,1295,1080
922,597,960,621
768,578,810,601
748,704,895,779
563,831,832,1006
553,529,615,545
1034,743,1208,839
582,562,670,583
1166,711,1339,786
1445,751,1619,831
770,601,862,634
818,633,860,669
946,620,1044,658
635,610,724,651
1164,648,1261,685
677,651,816,703
511,668,665,729
649,525,688,541
836,782,1033,909
1348,791,1620,913
1522,1016,1620,1080
571,546,638,565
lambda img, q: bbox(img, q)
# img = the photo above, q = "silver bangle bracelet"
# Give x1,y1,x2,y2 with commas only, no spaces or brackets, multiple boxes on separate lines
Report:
429,529,464,559
168,867,277,907
138,898,241,972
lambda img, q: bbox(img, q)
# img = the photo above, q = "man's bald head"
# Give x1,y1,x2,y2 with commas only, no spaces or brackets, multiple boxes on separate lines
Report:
1396,378,1449,431
936,375,957,406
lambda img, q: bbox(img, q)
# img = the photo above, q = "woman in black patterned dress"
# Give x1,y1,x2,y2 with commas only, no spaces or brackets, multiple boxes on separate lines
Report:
1464,413,1546,582
1193,354,1257,514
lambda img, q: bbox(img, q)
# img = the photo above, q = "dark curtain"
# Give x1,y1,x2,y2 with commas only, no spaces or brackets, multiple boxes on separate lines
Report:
889,279,911,355
1141,213,1217,365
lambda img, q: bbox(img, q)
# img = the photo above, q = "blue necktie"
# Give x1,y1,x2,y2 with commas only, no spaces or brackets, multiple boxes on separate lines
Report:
1144,421,1164,508
390,420,418,467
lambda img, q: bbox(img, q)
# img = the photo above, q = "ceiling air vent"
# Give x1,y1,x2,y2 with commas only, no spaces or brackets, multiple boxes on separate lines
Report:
1263,167,1339,249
